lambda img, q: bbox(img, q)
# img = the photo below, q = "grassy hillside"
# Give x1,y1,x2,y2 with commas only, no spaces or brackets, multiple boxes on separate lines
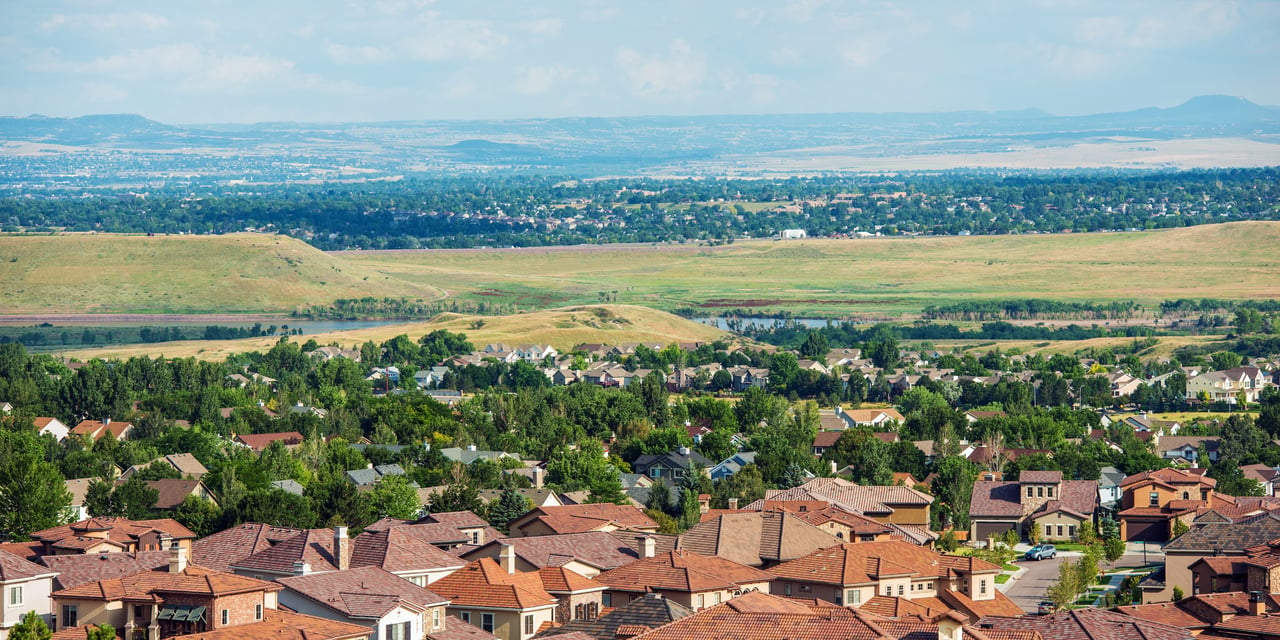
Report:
54,305,733,361
0,233,442,313
341,221,1280,317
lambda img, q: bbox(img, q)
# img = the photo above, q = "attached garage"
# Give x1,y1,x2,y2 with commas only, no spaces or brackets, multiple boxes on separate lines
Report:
1124,517,1169,542
972,520,1018,542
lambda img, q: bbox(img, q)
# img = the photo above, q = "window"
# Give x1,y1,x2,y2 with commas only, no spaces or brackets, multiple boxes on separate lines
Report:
481,613,494,633
1026,487,1033,497
255,604,263,620
1068,526,1076,538
62,605,78,628
602,593,612,607
1045,525,1052,537
221,609,229,626
847,589,861,604
409,576,426,587
1047,486,1055,497
1057,525,1063,537
883,586,891,596
697,594,705,609
524,615,534,635
432,608,441,630
460,612,471,624
1182,491,1190,500
1037,487,1044,497
649,468,662,478
385,622,410,640
784,583,792,596
897,585,904,596
1149,492,1160,507
8,585,21,606
714,592,722,604
980,579,988,595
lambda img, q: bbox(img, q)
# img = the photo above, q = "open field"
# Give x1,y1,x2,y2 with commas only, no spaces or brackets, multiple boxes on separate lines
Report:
341,222,1280,318
928,335,1228,359
49,305,733,361
2,222,1278,320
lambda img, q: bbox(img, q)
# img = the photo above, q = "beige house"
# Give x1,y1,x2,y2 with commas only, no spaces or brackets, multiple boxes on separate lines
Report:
426,555,559,640
591,548,774,611
1,550,59,640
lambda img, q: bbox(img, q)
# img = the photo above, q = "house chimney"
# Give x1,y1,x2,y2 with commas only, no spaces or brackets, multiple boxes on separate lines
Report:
531,466,545,489
678,446,691,456
292,561,311,576
334,526,350,571
1250,591,1267,616
104,418,111,425
637,535,656,559
168,541,187,574
830,460,838,474
499,542,517,574
728,498,739,510
467,444,477,452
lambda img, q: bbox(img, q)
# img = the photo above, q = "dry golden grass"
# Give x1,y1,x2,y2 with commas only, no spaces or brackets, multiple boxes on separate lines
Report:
53,304,732,360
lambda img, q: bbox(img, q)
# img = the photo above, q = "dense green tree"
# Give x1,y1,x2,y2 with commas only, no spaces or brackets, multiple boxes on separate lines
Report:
709,465,765,509
931,456,978,530
225,489,317,529
174,495,223,538
487,486,532,533
0,429,72,539
8,611,52,640
306,476,371,528
428,483,482,514
367,475,421,520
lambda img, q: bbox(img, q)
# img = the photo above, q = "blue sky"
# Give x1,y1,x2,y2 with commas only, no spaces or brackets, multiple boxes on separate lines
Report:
1,0,1277,124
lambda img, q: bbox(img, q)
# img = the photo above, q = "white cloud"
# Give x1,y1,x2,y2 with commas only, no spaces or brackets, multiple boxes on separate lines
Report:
615,40,706,99
326,43,392,65
515,65,577,95
30,44,307,93
398,18,507,61
41,12,171,32
1076,2,1239,49
522,19,563,37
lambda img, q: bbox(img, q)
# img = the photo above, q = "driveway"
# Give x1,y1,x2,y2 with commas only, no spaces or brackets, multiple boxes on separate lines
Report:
1004,549,1159,614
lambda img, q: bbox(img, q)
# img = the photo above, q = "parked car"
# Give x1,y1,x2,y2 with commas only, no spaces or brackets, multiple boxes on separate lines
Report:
1038,601,1054,615
1025,544,1056,560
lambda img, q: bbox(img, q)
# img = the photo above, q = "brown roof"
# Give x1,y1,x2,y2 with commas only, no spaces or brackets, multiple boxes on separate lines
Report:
1120,468,1216,490
0,549,57,581
428,615,500,640
233,529,340,574
52,564,280,602
751,478,932,515
419,511,491,529
0,541,44,561
544,592,694,639
768,541,999,587
71,420,133,439
427,558,559,610
51,625,123,640
969,482,1026,518
812,431,843,448
349,527,467,574
511,504,658,535
461,532,642,571
536,565,606,594
234,431,305,451
770,503,894,537
191,522,304,572
1019,470,1062,484
676,511,842,567
937,587,1026,620
593,550,774,594
277,565,448,618
1112,601,1214,629
33,516,196,547
168,609,370,640
141,479,206,510
40,551,169,590
978,609,1193,640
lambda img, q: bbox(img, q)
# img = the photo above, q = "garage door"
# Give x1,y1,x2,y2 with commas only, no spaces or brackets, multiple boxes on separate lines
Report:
1125,518,1167,542
974,521,1016,541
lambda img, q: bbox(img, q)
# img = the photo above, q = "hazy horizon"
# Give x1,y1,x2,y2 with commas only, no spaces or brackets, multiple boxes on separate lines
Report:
2,1,1278,125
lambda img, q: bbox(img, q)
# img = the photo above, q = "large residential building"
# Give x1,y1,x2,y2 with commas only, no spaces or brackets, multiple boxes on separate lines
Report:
1186,366,1272,404
426,557,561,640
277,565,451,640
968,470,1099,542
30,517,196,557
1118,468,1227,542
1150,510,1280,603
766,541,1023,621
1,550,59,640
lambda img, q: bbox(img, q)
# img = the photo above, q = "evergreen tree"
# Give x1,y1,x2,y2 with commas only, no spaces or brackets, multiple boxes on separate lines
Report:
487,486,531,533
7,611,52,640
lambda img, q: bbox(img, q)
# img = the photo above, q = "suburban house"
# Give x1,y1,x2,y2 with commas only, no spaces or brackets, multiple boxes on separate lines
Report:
233,431,305,452
461,532,643,578
39,551,171,590
505,505,659,538
591,549,774,611
1099,465,1127,506
968,470,1100,542
1116,591,1280,638
766,540,1023,620
141,479,220,511
835,407,905,429
345,464,407,487
631,448,712,483
1150,510,1280,603
439,446,522,466
191,523,305,572
0,550,59,638
811,430,842,457
675,511,842,568
979,608,1193,640
31,517,196,556
1187,366,1272,404
708,452,755,481
747,478,934,544
539,591,693,640
413,511,498,547
120,454,208,481
70,419,133,441
1243,464,1280,496
426,557,560,640
1118,468,1226,542
758,501,897,543
1155,435,1221,464
49,544,368,640
231,526,465,587
34,417,70,441
276,565,451,640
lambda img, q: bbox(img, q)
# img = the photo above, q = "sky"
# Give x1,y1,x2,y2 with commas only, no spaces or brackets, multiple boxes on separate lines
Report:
1,0,1278,124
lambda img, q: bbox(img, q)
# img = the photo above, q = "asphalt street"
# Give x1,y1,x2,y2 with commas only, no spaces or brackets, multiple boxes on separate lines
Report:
1004,546,1160,614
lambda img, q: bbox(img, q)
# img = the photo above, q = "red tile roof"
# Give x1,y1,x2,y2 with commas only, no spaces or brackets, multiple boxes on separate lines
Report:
593,550,774,594
52,564,280,602
33,516,195,548
428,615,500,640
427,558,559,610
768,541,998,587
1120,468,1216,489
168,609,370,640
191,522,303,572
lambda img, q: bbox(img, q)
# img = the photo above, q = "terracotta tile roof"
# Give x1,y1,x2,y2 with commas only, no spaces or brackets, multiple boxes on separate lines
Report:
937,588,1025,620
859,595,947,618
33,516,196,548
676,511,843,567
277,565,448,618
1112,601,1214,629
233,431,305,451
51,625,123,640
1120,467,1216,489
71,420,133,439
536,565,606,593
1165,511,1280,553
40,551,169,589
0,548,57,581
1211,614,1280,637
783,504,895,536
168,609,370,640
969,482,1025,518
751,478,932,516
978,609,1193,640
52,564,281,602
0,541,44,561
594,550,774,593
512,504,659,535
368,521,470,545
191,522,304,572
543,592,694,639
768,541,998,587
428,558,559,610
428,615,500,640
462,532,643,571
233,528,339,574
